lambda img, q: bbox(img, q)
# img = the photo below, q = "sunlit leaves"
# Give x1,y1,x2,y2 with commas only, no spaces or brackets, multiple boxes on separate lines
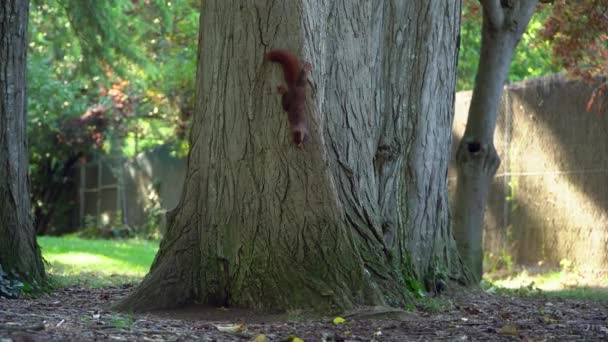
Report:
541,0,608,82
27,0,199,232
458,0,561,91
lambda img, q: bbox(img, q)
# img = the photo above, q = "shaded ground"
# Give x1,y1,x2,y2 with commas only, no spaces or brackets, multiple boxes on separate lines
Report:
1,284,607,341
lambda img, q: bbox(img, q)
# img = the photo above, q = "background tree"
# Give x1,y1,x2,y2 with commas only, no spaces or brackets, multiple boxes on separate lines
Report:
118,0,468,312
453,0,607,280
453,0,542,280
0,0,45,295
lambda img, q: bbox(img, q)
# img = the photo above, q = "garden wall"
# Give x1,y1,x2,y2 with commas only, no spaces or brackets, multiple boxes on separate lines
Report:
78,144,186,232
450,74,608,272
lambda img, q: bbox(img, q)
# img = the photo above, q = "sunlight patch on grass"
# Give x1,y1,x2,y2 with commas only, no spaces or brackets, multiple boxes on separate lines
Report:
485,266,608,301
491,270,565,291
45,252,148,276
38,236,159,288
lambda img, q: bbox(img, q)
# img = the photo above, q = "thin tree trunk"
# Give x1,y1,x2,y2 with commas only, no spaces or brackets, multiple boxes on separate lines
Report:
0,0,45,282
33,152,81,234
453,0,537,281
118,0,466,312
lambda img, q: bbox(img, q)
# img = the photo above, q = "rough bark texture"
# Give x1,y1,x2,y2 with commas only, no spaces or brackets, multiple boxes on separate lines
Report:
0,0,45,282
453,0,538,281
119,0,466,312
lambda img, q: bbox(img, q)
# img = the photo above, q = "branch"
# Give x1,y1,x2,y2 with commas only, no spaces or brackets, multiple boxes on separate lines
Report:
480,0,505,28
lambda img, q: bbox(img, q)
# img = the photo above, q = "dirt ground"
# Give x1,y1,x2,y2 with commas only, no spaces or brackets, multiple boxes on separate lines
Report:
1,284,607,341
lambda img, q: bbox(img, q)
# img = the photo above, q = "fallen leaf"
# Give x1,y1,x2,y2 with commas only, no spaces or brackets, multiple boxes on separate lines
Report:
254,334,267,342
214,324,244,333
497,324,518,336
542,316,558,323
285,336,304,342
333,316,346,324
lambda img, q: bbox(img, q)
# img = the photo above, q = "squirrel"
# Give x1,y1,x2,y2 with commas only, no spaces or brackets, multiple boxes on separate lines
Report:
266,49,311,148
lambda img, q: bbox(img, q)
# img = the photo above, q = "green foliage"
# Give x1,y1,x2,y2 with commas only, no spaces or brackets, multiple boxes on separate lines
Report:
403,275,426,298
0,265,24,299
27,37,100,233
457,1,560,91
54,0,161,76
111,313,136,329
0,264,51,299
457,2,482,91
459,1,608,92
484,249,514,273
29,0,198,156
28,0,199,157
39,236,158,287
27,0,199,233
509,10,560,82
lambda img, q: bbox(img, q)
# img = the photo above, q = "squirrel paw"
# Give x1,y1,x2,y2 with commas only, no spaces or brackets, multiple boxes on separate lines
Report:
277,85,288,94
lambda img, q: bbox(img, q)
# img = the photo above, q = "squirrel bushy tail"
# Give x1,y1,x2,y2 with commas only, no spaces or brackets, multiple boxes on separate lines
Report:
266,49,302,84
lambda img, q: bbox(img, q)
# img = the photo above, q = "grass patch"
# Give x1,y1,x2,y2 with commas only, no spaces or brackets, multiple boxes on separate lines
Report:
484,265,608,302
416,297,454,313
541,288,608,301
38,236,159,288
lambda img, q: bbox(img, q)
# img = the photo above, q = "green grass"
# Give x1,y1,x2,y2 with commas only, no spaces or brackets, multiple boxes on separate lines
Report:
541,288,608,301
37,236,608,304
38,236,159,287
484,267,608,302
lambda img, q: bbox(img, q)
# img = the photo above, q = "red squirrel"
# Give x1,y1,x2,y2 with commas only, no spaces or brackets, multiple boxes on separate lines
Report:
266,49,311,147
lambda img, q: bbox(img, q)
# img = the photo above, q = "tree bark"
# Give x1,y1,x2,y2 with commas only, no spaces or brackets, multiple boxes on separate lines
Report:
119,0,467,312
453,0,538,281
0,0,45,282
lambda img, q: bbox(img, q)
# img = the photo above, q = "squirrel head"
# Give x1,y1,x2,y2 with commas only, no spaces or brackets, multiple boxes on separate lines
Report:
292,128,308,147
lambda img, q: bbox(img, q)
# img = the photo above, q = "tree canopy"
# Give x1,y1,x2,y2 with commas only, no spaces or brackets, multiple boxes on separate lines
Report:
458,0,607,93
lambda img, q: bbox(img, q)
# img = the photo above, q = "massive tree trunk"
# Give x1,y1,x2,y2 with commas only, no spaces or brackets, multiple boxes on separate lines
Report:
0,0,45,283
119,0,467,312
453,0,538,281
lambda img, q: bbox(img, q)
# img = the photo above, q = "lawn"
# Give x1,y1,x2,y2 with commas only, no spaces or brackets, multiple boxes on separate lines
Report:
37,235,608,303
38,236,159,287
484,266,608,302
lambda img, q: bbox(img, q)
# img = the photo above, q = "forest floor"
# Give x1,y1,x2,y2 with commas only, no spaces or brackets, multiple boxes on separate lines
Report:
1,284,607,341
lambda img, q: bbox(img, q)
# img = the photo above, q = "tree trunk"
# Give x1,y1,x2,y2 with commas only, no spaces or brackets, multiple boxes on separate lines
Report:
0,0,45,282
453,0,537,281
119,0,467,312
